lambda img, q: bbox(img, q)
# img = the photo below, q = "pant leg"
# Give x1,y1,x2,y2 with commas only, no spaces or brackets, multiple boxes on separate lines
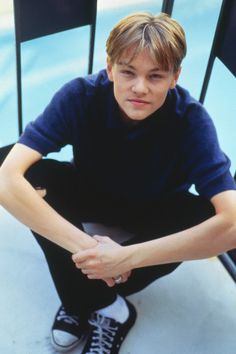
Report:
25,159,117,317
0,144,13,166
5,153,217,311
116,192,215,297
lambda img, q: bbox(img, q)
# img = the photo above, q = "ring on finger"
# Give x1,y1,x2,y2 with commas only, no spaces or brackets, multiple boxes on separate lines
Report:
113,275,123,284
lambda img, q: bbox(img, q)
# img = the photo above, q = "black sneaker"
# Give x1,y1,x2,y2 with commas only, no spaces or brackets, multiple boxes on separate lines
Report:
51,305,88,352
82,299,137,354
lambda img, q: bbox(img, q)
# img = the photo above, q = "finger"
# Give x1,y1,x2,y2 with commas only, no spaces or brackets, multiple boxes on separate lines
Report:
72,249,95,263
93,235,109,243
74,260,87,269
104,278,116,287
120,271,131,283
76,258,97,268
83,269,99,278
119,275,127,283
86,273,111,281
121,276,128,283
126,270,132,279
81,268,89,275
93,235,103,241
35,187,47,198
87,273,99,279
75,261,90,270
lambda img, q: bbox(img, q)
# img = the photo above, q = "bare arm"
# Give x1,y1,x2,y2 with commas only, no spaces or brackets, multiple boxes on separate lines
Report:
73,190,236,278
130,190,236,268
0,143,97,253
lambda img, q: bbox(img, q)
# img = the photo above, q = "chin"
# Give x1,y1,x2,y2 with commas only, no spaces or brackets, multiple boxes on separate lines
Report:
130,114,150,121
124,111,149,121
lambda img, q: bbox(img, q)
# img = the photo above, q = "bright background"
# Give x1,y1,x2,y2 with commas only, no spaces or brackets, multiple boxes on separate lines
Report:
0,0,235,171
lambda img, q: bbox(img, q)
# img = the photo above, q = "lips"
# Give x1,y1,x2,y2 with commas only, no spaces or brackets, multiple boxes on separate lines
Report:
128,98,150,107
128,98,149,103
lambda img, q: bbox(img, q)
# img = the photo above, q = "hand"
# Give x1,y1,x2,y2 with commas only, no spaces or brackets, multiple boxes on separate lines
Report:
72,235,132,284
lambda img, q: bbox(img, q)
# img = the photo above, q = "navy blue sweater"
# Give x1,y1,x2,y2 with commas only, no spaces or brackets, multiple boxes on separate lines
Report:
19,69,236,201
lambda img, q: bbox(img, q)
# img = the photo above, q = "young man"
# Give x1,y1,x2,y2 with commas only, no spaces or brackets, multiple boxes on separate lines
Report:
1,12,236,354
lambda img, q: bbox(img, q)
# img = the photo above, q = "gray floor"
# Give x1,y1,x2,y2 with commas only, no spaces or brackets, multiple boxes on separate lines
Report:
1,206,236,354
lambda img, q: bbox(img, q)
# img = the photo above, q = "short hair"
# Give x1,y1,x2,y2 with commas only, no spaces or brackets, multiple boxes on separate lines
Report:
106,12,187,72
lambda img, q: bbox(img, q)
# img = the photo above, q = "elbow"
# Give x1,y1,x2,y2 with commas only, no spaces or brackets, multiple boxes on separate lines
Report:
214,212,236,252
222,215,236,251
231,222,236,249
0,166,28,207
0,167,16,205
0,169,8,205
0,168,5,203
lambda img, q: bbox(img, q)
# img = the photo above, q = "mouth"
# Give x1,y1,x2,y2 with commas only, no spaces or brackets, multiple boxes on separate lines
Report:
127,98,150,107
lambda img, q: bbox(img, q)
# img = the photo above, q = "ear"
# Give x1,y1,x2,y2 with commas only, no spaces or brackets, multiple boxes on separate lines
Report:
170,67,181,89
106,59,114,82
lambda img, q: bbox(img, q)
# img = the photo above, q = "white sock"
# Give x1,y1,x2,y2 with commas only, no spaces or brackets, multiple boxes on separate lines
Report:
96,295,129,323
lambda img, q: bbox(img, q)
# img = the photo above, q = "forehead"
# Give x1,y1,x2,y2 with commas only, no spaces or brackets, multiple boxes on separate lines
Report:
120,45,150,59
117,47,165,71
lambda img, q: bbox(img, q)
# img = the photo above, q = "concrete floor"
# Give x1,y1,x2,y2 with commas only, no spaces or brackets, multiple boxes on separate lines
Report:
1,206,236,354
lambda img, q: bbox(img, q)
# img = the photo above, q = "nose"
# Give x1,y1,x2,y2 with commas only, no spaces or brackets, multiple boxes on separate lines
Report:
131,77,149,95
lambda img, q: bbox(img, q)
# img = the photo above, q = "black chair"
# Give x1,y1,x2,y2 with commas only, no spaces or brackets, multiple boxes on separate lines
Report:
161,0,174,16
13,0,97,136
199,0,236,103
199,0,236,281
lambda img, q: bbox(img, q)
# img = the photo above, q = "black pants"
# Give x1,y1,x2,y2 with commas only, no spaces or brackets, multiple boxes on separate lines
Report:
24,159,215,318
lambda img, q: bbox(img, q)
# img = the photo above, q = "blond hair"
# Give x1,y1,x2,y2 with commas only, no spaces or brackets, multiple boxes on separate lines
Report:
106,12,186,72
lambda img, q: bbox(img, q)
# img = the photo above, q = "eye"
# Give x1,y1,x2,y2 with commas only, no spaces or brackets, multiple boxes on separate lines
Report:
120,70,135,77
149,73,163,80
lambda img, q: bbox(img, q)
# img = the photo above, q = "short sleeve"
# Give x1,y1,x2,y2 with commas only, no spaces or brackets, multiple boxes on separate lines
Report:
180,103,236,199
18,80,82,156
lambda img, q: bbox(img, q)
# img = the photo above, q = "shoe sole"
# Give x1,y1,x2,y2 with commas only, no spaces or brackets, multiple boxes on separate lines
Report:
51,332,85,352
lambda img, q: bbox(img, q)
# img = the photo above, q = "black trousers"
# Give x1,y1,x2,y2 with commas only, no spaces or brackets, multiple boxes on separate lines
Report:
24,159,215,318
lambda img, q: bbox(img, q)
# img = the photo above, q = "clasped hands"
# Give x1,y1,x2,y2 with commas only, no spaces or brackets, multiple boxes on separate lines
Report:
72,235,132,287
34,187,132,286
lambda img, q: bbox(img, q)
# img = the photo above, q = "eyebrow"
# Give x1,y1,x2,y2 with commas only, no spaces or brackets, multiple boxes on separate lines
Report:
118,61,161,72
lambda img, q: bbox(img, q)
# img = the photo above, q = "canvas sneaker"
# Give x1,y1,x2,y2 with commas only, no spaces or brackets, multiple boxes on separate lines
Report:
51,305,88,352
82,299,137,354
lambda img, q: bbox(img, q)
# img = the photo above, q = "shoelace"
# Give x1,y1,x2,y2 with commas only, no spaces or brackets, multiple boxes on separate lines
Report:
87,313,118,354
57,307,80,326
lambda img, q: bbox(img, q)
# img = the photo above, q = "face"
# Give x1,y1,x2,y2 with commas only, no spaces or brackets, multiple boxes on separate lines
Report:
107,49,181,122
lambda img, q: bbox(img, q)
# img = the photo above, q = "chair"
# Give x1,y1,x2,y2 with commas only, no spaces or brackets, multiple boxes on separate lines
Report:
199,0,236,103
13,0,97,136
161,0,174,16
199,0,236,281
